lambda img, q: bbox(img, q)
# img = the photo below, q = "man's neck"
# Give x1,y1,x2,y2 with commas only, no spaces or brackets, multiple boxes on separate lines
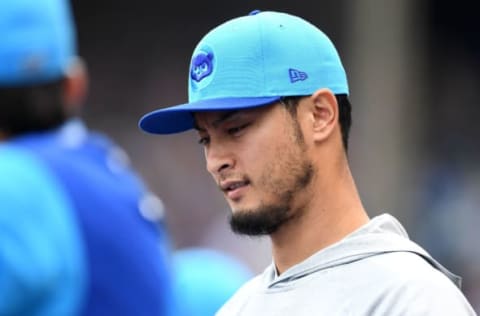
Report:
270,164,369,275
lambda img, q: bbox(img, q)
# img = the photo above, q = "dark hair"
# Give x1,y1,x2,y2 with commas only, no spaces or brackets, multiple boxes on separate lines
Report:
281,94,352,151
0,79,67,137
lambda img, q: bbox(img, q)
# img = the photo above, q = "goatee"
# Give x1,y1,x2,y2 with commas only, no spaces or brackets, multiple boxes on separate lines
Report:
229,162,314,236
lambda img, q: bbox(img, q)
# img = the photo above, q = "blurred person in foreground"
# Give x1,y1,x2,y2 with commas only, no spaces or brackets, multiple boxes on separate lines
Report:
138,10,477,315
169,247,253,316
0,0,173,315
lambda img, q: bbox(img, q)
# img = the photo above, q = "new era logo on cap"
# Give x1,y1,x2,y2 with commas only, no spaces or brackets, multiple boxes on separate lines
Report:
289,68,308,83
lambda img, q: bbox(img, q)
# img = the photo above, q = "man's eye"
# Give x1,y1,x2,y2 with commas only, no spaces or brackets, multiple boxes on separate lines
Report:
227,124,249,135
198,136,210,145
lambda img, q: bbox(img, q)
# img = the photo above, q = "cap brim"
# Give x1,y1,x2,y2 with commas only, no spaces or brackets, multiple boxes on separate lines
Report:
139,96,280,134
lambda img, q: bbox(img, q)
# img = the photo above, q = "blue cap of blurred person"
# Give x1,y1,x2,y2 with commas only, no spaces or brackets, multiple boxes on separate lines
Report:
0,0,77,86
169,247,253,316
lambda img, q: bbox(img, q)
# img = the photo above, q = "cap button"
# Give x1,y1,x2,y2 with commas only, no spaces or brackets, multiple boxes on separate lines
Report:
249,10,261,16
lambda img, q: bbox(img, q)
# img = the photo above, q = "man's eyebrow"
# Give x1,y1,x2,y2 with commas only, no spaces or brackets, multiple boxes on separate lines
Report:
193,110,241,131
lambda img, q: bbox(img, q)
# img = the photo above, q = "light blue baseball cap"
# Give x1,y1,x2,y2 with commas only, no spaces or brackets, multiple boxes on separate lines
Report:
0,0,77,87
139,10,349,134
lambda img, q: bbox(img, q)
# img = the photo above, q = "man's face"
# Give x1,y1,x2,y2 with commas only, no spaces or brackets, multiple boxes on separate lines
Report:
194,101,315,236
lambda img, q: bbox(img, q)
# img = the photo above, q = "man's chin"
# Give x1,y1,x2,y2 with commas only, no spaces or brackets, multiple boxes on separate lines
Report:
230,206,254,215
229,200,258,215
228,204,290,236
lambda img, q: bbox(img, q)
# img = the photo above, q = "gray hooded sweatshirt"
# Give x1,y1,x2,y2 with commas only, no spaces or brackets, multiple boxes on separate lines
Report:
216,214,477,315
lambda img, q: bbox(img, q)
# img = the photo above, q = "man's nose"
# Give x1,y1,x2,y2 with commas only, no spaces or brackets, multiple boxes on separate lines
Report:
205,144,235,176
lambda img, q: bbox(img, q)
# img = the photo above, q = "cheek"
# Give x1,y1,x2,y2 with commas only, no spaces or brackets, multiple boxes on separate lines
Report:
243,136,278,170
251,139,290,184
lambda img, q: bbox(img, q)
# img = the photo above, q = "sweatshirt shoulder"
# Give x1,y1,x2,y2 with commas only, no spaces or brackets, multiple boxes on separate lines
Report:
216,274,263,316
355,251,476,315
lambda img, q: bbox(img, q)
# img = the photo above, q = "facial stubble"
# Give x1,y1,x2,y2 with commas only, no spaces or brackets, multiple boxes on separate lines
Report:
229,112,314,236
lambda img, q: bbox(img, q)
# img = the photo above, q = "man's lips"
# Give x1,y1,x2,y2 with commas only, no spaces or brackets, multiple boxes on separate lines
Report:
219,180,250,193
222,180,250,201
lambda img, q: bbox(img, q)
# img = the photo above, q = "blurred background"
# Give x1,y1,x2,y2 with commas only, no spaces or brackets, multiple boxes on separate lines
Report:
70,0,480,310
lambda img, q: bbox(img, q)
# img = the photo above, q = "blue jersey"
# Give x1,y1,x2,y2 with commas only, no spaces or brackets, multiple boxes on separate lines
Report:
0,145,86,316
11,120,173,315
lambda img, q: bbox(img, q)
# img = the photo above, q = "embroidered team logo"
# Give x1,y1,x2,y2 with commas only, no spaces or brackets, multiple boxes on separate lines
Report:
289,68,308,83
190,50,214,82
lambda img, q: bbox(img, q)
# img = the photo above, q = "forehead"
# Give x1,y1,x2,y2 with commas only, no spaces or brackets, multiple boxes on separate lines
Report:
194,110,236,129
193,105,272,130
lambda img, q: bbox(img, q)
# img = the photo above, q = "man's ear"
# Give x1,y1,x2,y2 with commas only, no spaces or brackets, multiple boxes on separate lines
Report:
63,57,89,112
310,88,338,142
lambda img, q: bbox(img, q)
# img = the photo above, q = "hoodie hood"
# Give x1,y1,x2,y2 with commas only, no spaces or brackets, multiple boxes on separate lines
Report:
263,213,461,289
